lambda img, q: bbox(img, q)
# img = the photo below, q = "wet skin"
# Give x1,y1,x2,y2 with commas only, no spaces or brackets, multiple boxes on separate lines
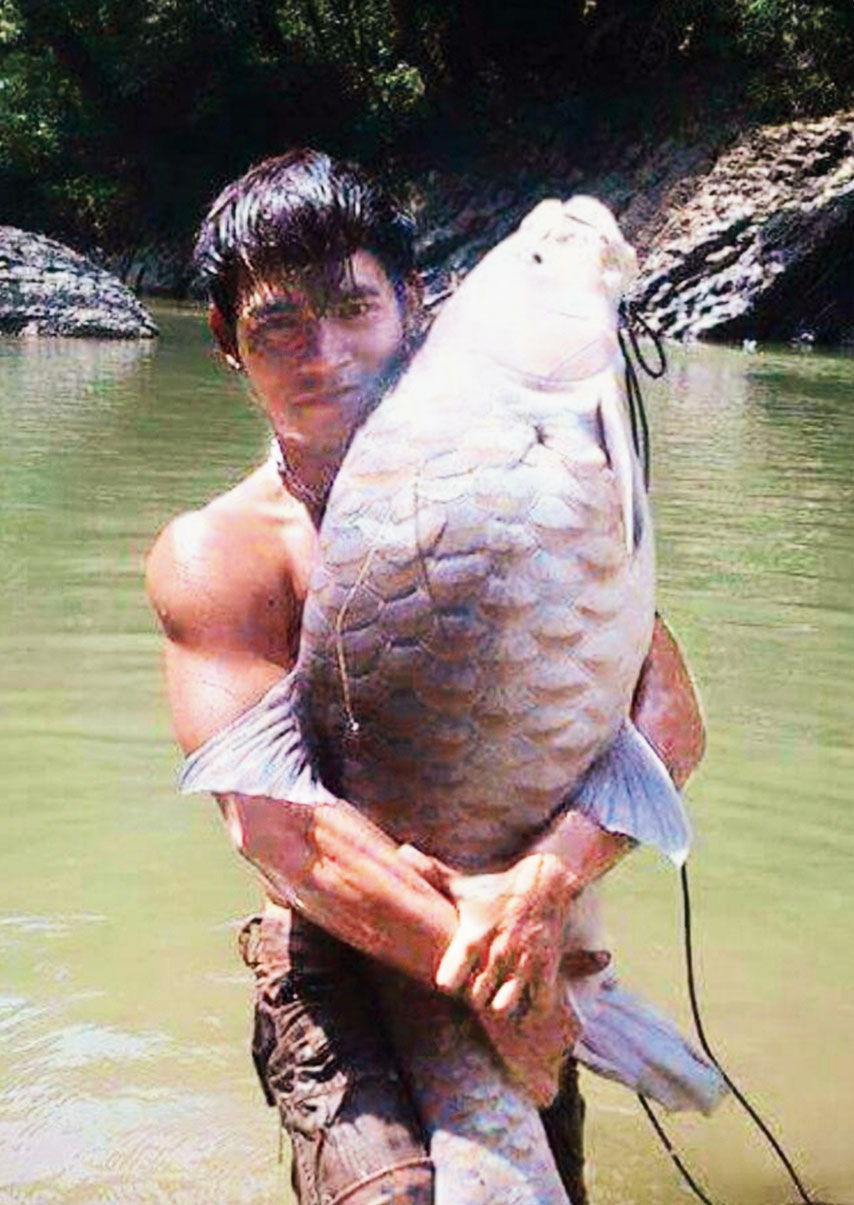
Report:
147,250,705,1101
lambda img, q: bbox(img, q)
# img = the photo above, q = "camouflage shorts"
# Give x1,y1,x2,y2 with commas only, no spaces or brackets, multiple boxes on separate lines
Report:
240,908,586,1205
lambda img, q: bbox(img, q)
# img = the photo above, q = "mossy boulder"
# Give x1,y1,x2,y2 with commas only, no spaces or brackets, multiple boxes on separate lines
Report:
0,227,158,338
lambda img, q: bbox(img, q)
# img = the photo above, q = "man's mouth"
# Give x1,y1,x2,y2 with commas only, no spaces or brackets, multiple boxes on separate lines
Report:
292,382,359,407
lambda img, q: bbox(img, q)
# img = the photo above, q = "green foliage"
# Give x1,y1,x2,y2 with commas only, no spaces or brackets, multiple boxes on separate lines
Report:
0,0,851,249
737,0,854,115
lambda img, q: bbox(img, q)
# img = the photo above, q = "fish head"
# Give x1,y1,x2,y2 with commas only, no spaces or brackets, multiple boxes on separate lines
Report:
430,196,637,388
516,196,637,312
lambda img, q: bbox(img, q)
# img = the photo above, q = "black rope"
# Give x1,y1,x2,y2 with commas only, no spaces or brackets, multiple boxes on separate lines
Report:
637,863,816,1205
613,296,827,1205
615,303,816,1204
623,300,668,379
679,862,814,1204
617,299,666,491
637,1093,718,1205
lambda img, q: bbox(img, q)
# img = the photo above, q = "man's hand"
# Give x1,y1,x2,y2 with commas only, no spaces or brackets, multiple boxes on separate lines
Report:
399,845,609,1012
398,842,609,1107
477,981,583,1108
414,616,705,1038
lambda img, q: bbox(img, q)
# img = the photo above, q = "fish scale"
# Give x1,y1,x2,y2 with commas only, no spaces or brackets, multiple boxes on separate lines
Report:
300,357,653,869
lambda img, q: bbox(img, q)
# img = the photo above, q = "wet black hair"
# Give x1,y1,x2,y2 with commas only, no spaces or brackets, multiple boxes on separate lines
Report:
193,149,416,348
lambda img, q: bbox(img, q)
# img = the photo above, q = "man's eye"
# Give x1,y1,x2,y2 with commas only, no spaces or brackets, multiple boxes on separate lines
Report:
274,317,304,334
334,298,372,319
265,311,309,336
248,319,307,354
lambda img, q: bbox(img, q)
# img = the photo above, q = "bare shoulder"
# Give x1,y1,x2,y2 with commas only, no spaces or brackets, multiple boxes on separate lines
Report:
145,504,229,639
145,459,315,661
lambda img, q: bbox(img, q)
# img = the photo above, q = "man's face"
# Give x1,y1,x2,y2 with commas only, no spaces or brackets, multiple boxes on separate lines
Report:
235,250,406,461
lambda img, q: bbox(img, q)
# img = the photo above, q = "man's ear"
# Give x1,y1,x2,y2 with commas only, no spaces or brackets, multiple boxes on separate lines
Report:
208,304,242,371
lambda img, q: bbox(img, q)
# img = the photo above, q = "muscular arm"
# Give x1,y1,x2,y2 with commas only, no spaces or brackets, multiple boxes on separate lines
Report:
146,505,458,989
147,500,598,1103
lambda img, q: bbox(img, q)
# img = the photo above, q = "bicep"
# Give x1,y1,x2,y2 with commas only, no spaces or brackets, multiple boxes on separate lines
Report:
146,513,295,755
163,639,288,754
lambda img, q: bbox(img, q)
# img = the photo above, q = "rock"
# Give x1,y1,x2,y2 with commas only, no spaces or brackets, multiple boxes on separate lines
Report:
411,111,854,346
0,227,158,338
99,240,204,299
411,137,722,330
43,108,853,347
630,113,854,344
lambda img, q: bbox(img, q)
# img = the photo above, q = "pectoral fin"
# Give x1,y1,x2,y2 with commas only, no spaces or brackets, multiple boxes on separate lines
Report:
571,720,692,865
597,387,644,553
179,670,336,805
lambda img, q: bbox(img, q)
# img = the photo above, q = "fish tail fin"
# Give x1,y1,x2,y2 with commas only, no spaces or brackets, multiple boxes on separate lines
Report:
572,720,692,865
571,978,727,1115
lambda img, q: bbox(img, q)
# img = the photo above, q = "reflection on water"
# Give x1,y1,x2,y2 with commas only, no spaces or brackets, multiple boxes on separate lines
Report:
1,312,852,1202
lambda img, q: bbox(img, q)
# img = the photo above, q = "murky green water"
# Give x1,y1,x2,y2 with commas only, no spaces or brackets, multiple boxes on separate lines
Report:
1,307,852,1203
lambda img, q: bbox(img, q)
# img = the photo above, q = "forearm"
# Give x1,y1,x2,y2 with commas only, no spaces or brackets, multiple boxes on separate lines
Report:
632,613,706,789
224,790,586,1103
531,809,632,897
219,791,457,988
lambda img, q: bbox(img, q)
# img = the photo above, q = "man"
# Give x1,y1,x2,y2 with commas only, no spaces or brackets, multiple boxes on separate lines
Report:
146,150,705,1203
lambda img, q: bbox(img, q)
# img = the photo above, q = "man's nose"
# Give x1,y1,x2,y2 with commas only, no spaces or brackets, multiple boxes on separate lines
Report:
314,318,352,370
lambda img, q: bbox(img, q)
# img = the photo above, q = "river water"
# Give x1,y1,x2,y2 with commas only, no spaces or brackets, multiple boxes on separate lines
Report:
1,307,852,1204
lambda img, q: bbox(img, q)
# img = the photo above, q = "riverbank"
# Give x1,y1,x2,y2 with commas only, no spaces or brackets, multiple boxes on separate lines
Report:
410,107,854,344
93,107,854,347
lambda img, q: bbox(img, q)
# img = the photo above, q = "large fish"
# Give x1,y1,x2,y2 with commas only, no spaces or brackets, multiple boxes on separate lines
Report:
182,197,725,1203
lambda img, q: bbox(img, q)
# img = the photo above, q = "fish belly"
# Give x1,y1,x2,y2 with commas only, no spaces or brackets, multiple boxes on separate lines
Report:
299,379,654,871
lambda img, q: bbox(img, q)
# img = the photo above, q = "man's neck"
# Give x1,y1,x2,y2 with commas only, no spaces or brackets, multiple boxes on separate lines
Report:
271,350,410,524
272,436,341,525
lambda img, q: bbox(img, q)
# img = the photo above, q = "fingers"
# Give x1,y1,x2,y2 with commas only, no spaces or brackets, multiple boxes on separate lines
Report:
469,957,509,1009
468,945,607,1018
465,927,533,1012
474,957,531,1016
435,924,485,993
491,976,524,1016
472,949,551,1019
493,966,560,1022
397,843,456,897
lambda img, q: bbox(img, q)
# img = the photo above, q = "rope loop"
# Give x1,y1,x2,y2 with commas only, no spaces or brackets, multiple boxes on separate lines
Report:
617,298,667,491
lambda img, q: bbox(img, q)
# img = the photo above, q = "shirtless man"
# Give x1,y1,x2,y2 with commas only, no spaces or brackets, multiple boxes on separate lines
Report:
146,150,705,1204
